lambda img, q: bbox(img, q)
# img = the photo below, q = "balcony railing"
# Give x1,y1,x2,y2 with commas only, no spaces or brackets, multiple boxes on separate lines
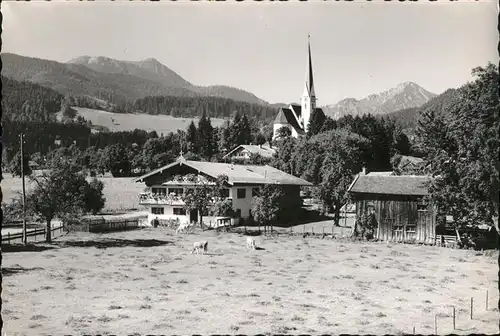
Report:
139,192,185,205
139,192,234,208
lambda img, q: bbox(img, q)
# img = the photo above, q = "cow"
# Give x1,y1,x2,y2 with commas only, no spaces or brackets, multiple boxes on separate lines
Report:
191,240,208,254
246,237,256,250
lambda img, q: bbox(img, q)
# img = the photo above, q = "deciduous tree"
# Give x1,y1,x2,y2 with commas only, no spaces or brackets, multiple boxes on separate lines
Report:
416,63,499,229
27,160,106,242
251,185,283,232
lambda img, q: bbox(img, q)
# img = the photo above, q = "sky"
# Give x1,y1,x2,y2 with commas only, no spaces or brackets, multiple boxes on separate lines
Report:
3,1,498,106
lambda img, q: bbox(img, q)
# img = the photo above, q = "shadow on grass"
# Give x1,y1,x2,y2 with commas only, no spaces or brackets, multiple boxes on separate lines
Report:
2,266,44,276
52,238,174,249
255,247,266,251
1,244,58,253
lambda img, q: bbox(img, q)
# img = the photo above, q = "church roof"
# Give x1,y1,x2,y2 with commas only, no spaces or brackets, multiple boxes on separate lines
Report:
274,107,304,134
290,104,302,119
274,109,289,124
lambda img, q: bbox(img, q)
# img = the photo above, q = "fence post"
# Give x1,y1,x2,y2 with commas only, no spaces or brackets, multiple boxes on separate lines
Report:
453,306,456,330
470,297,473,319
434,314,437,335
486,290,488,310
8,232,10,244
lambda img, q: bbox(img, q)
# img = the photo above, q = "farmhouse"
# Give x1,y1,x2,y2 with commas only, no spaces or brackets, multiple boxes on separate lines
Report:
347,172,437,243
273,35,325,139
134,155,312,225
222,144,276,161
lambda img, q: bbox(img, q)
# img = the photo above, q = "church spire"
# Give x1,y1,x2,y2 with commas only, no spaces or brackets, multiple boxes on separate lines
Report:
306,34,315,98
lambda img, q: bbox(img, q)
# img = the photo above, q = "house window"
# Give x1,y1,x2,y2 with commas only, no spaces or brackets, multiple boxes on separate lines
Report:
173,208,186,216
220,188,230,198
151,207,164,215
152,187,167,195
237,188,246,199
252,187,260,197
168,188,184,196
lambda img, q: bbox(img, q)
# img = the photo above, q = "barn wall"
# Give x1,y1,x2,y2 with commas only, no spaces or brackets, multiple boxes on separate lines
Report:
354,193,436,243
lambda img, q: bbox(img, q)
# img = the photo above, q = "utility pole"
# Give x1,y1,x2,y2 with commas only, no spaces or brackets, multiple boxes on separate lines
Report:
20,133,27,245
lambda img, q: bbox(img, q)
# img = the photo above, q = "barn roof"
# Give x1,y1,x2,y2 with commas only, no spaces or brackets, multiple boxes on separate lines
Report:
134,157,312,186
348,175,431,196
222,144,277,159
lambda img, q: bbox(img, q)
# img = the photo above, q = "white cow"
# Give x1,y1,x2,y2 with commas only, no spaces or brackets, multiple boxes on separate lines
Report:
191,240,208,254
176,222,193,234
246,236,256,250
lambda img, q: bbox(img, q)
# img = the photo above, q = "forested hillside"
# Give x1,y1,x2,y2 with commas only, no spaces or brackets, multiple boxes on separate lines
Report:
133,95,278,122
385,88,461,130
2,76,64,122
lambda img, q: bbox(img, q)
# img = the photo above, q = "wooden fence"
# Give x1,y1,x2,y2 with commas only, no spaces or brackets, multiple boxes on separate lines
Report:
1,225,65,244
66,218,140,233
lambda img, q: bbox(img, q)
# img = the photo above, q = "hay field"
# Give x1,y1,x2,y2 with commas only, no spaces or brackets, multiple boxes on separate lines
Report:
1,174,145,212
2,228,498,335
68,107,226,134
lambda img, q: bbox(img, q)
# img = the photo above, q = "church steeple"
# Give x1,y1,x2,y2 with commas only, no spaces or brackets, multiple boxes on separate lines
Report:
305,34,315,98
301,34,316,132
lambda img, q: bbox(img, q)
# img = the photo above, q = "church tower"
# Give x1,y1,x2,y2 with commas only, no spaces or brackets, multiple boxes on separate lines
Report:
300,34,316,132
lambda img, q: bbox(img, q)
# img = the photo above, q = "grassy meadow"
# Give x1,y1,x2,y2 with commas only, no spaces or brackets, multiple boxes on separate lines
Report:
2,228,498,335
65,107,226,134
1,173,145,213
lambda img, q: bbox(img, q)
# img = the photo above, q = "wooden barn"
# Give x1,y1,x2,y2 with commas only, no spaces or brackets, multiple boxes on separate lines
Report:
347,174,436,243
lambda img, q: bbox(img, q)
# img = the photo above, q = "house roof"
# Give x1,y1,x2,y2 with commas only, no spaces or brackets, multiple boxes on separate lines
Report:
222,144,277,159
366,171,394,176
348,175,432,196
400,155,424,165
134,157,313,186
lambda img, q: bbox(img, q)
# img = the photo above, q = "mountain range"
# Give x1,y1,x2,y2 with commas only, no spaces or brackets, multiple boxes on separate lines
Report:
322,82,437,119
2,52,438,120
1,53,267,106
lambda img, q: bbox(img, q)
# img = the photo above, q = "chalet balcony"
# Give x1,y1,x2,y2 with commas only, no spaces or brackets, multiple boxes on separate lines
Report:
139,192,185,206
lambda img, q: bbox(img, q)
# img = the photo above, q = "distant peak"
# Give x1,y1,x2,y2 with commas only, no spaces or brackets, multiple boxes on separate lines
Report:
399,81,414,86
141,57,161,64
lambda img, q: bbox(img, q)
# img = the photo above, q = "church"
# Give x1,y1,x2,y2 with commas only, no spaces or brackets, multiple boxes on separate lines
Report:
273,36,325,139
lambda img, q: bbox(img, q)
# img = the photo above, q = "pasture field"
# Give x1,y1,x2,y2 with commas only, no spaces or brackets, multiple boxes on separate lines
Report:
1,174,146,213
64,107,226,134
2,228,498,335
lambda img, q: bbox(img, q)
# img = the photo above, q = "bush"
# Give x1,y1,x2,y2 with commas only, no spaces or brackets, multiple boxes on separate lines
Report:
354,213,378,240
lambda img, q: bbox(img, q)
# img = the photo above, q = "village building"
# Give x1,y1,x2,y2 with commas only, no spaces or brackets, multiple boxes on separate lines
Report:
347,172,437,243
134,155,312,226
273,36,325,139
222,144,276,161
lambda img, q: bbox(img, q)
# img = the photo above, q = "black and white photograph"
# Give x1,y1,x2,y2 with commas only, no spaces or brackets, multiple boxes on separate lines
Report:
1,1,498,335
